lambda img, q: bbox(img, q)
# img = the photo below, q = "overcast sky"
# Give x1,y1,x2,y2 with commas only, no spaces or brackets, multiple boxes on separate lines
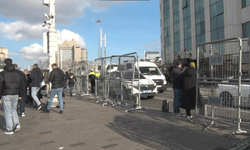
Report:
0,0,161,70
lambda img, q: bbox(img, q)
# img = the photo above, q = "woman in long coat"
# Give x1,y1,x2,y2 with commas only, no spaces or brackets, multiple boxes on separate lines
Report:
180,62,197,118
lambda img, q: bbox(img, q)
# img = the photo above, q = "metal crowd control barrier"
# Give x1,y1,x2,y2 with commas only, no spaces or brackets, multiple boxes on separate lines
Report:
94,52,143,112
73,61,90,96
195,37,249,138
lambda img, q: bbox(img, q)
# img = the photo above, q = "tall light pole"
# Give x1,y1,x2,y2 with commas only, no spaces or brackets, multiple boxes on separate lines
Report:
43,0,57,72
43,0,58,106
96,19,102,59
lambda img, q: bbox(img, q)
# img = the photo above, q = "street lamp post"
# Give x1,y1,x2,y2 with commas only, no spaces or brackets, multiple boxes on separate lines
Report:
96,20,102,59
43,0,58,106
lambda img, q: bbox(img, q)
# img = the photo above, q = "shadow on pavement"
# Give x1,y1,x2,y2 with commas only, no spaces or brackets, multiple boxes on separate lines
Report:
105,108,244,150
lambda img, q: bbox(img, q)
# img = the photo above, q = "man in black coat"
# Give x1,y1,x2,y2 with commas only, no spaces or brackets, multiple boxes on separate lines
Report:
30,63,44,110
46,63,65,114
0,58,23,134
180,62,197,119
13,64,27,117
171,61,183,116
67,69,76,97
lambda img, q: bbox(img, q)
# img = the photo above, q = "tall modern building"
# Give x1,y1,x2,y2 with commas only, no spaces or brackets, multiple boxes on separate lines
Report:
57,40,87,70
160,0,250,66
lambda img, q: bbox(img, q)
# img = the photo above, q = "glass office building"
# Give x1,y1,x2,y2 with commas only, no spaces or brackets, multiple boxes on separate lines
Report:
160,0,250,65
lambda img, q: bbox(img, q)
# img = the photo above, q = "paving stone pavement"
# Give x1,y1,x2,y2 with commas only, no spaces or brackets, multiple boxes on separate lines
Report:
0,94,249,150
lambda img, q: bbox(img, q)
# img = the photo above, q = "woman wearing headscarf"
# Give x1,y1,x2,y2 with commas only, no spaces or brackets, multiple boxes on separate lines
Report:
180,62,197,119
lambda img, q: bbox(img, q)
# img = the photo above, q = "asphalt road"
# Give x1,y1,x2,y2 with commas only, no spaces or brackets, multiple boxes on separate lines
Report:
141,89,174,110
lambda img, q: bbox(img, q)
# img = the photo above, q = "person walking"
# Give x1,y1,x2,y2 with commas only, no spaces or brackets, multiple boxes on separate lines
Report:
89,69,96,93
171,61,183,116
46,63,65,114
180,62,197,120
68,69,76,97
13,64,27,117
0,58,23,134
30,64,44,110
24,69,32,104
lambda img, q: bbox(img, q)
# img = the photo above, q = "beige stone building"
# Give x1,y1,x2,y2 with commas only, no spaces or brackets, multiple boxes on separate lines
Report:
0,47,8,70
57,40,87,70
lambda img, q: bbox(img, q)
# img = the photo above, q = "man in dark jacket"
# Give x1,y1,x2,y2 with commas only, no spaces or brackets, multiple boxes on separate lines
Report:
30,63,44,110
13,64,27,117
46,63,65,114
0,58,23,134
67,69,76,97
171,61,183,116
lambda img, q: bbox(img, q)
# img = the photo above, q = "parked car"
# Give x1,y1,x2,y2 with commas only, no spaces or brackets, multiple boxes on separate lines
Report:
108,69,157,99
216,75,250,107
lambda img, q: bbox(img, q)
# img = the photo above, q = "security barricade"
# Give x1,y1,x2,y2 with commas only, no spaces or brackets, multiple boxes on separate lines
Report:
94,52,143,112
73,61,90,96
195,37,249,137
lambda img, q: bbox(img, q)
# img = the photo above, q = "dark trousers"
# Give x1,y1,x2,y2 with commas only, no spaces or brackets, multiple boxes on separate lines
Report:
90,80,95,93
18,91,26,114
186,109,191,116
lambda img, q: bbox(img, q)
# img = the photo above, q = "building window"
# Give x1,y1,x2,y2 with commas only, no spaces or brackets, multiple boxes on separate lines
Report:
164,0,171,64
173,0,180,56
210,0,224,41
183,0,191,52
242,0,250,8
242,21,250,38
195,0,205,46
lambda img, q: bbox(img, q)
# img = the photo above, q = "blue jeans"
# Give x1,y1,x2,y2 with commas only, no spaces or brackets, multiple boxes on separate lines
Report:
31,87,41,106
69,86,73,95
47,88,64,111
173,88,182,114
2,95,20,131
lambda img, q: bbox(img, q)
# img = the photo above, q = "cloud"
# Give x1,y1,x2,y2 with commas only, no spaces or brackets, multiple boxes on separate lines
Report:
20,43,48,61
57,29,86,48
0,22,86,47
0,21,47,41
0,0,119,25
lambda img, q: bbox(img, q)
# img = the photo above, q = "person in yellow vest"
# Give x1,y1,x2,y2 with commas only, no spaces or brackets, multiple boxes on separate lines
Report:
89,69,96,93
95,69,100,78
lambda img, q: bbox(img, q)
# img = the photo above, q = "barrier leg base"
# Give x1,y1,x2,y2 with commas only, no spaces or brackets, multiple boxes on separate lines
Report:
125,106,144,113
229,129,248,139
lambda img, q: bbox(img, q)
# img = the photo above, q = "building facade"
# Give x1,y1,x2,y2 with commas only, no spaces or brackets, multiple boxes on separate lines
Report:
57,40,87,70
160,0,250,65
0,47,8,70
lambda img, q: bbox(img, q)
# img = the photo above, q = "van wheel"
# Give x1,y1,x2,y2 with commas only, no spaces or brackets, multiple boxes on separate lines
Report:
220,92,233,107
147,96,155,99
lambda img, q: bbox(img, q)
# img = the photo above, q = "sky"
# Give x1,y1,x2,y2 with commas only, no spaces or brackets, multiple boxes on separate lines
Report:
0,0,161,70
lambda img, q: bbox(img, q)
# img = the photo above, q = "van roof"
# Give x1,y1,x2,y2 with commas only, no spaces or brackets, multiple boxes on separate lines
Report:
136,61,157,67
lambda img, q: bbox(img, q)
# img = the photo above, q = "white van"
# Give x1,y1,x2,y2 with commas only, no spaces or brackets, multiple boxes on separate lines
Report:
135,61,167,93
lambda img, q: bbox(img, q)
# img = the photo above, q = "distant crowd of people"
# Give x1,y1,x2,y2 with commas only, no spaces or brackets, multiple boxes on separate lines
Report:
0,58,77,135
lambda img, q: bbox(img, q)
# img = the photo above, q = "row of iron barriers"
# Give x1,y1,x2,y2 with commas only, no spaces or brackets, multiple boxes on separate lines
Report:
72,52,143,112
195,37,250,142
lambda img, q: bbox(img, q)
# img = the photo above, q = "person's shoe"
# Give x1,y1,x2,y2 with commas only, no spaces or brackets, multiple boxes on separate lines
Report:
56,105,60,108
4,130,14,135
36,104,43,110
21,113,25,117
14,124,21,132
46,108,50,113
60,110,63,114
187,115,193,119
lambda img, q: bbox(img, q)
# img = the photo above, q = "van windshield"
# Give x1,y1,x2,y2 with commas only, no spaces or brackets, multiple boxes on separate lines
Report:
139,67,161,75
